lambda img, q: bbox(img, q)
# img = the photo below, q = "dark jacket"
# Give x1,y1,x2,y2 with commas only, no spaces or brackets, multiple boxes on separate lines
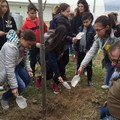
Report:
0,16,17,49
54,14,73,45
74,24,96,52
71,14,83,35
115,24,120,37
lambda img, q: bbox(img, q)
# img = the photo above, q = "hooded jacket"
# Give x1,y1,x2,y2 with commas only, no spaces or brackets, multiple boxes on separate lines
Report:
22,17,48,43
0,30,32,89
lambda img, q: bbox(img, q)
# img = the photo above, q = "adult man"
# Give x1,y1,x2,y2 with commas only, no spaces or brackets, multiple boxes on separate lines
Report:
107,40,120,120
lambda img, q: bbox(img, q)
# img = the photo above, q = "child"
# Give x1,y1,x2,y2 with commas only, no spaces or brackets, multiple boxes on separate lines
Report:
0,0,17,90
78,15,118,89
22,4,48,77
108,12,120,37
37,25,68,94
0,29,36,110
0,0,17,49
74,12,95,86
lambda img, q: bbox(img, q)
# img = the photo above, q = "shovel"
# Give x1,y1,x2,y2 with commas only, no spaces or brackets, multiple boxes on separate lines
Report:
71,75,80,87
16,95,27,109
62,81,71,89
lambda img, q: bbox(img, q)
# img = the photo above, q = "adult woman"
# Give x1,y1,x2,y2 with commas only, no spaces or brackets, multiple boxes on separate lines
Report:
0,0,17,49
0,29,36,109
72,0,90,34
78,15,118,88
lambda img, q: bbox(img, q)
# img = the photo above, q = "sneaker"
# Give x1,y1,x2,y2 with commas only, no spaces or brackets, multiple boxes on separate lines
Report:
88,81,93,86
84,71,87,76
1,99,9,110
101,85,109,89
35,77,41,89
0,86,4,90
53,83,59,94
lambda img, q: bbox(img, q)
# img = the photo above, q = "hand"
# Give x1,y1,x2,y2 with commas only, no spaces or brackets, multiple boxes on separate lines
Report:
11,88,18,97
72,37,78,43
58,76,64,83
77,66,83,75
74,51,78,57
0,31,7,36
104,101,107,106
36,43,40,48
28,71,33,77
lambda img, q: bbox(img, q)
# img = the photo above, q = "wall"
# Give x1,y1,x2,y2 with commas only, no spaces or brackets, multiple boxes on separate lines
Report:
9,3,53,23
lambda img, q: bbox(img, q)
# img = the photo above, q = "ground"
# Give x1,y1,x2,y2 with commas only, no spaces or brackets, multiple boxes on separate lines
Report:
0,53,108,120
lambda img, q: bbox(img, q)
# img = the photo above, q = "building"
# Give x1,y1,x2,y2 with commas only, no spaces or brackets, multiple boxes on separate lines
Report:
7,0,60,28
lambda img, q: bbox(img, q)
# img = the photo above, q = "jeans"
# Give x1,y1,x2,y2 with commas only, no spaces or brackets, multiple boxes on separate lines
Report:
99,106,114,120
2,64,31,100
104,61,115,85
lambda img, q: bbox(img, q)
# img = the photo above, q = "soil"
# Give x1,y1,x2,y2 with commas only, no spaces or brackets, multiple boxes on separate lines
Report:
0,55,108,120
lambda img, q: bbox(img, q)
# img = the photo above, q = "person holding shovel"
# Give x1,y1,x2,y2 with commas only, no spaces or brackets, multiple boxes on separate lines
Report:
0,29,36,110
78,15,118,89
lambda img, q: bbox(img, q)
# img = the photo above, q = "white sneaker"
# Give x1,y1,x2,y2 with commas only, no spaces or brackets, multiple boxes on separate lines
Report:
84,71,87,76
0,86,3,90
101,85,109,89
1,99,9,110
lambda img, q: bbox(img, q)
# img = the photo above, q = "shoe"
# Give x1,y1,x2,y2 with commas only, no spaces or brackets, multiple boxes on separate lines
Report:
88,81,93,86
0,86,4,90
35,77,41,89
84,71,87,76
101,85,109,89
53,83,59,94
1,99,9,110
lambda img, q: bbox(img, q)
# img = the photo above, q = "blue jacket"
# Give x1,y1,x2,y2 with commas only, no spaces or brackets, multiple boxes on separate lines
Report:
74,24,96,52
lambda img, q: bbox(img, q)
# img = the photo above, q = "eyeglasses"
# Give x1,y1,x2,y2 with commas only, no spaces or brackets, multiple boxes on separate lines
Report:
95,27,106,32
111,54,120,64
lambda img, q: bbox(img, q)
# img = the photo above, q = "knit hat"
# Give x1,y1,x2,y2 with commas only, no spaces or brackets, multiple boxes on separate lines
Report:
6,29,20,47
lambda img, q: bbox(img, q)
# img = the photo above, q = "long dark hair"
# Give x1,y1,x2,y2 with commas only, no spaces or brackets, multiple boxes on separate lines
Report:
77,0,89,16
108,12,118,29
45,25,67,55
0,0,10,20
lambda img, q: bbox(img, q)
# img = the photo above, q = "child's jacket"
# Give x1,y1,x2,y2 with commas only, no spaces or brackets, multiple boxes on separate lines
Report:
22,17,48,43
0,30,32,89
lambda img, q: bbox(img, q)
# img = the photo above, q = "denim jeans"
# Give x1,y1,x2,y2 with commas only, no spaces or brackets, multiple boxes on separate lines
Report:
104,61,115,85
99,106,114,120
2,64,31,100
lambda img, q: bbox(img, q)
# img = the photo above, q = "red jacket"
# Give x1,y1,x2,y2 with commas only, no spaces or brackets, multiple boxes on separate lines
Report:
22,17,48,43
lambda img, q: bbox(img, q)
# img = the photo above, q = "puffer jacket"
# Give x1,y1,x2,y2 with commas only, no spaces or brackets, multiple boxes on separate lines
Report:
0,30,32,89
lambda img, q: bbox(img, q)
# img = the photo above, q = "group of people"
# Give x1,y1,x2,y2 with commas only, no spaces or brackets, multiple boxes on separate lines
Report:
0,0,120,119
